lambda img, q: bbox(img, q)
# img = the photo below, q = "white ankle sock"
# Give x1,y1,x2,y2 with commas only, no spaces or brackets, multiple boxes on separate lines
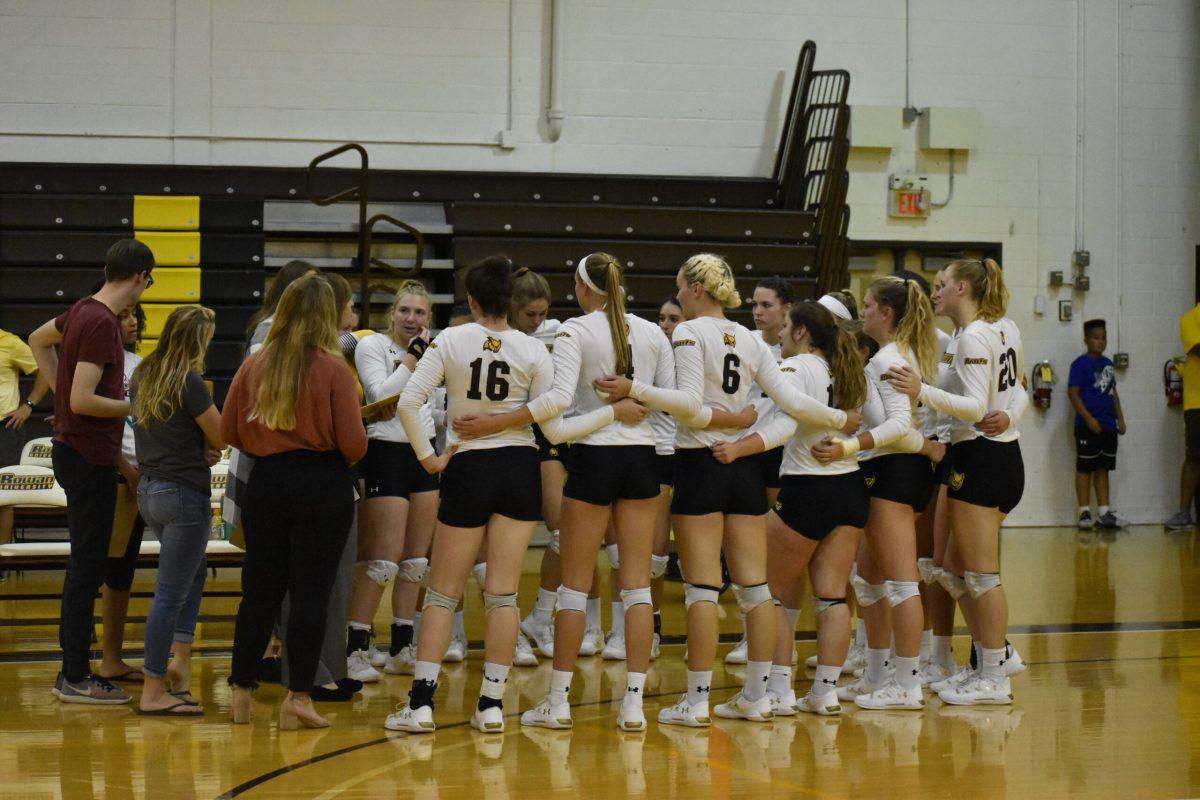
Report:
894,655,920,690
981,646,1006,682
932,635,955,670
686,670,712,707
1099,505,1110,516
480,662,510,701
865,647,890,684
813,664,841,694
548,669,573,706
1079,505,1090,515
413,660,440,683
768,664,792,696
625,671,646,704
535,587,556,618
743,660,770,702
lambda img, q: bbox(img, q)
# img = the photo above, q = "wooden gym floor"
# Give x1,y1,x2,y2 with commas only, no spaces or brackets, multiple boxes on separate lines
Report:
0,525,1197,799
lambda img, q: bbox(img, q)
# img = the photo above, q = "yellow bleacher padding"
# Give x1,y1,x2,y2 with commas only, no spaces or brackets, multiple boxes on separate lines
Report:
136,338,157,358
133,195,200,231
139,267,201,303
134,231,201,267
142,303,198,338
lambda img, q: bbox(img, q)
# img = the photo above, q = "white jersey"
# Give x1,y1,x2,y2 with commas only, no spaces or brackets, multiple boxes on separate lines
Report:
531,318,561,351
121,350,142,466
930,328,960,443
758,354,857,476
859,342,920,462
919,327,953,440
355,332,435,444
526,311,674,447
630,316,847,451
745,329,784,449
919,317,1028,444
650,411,676,455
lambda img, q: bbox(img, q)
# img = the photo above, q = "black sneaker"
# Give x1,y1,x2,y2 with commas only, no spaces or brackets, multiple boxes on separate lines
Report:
1096,511,1126,529
1078,510,1094,529
52,673,132,705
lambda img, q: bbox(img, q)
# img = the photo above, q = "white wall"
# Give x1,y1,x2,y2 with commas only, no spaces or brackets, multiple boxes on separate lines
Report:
1,0,1197,525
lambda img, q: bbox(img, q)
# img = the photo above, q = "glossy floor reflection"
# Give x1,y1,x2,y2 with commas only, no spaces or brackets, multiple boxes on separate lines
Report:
1,525,1198,799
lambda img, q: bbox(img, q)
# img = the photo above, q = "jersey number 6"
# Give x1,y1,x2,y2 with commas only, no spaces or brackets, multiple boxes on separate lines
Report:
467,358,511,401
722,354,741,394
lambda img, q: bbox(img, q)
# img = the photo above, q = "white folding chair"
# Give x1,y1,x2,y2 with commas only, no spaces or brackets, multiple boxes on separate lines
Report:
18,437,54,469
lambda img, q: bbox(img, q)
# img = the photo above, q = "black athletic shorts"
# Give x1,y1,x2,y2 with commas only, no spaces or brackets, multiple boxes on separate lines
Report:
656,453,674,487
437,446,541,528
946,438,1024,515
362,439,440,499
772,471,869,541
671,448,768,517
1186,410,1200,465
861,453,934,512
1075,427,1118,473
758,447,784,490
933,440,953,486
564,444,660,506
533,423,570,464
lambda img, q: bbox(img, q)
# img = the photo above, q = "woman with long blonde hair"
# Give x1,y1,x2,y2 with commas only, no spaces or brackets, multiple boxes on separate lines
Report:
222,275,368,729
130,305,223,716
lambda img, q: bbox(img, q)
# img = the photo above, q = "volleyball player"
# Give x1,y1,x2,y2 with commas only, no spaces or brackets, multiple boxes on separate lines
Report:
814,276,938,711
648,298,685,656
384,257,643,734
347,282,438,679
597,253,859,726
885,259,1028,705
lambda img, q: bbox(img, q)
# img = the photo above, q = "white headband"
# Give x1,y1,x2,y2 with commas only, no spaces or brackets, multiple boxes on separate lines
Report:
576,253,606,295
818,294,852,322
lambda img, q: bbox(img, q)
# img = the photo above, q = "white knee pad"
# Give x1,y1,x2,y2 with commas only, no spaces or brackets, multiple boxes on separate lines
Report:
937,571,967,600
684,583,721,609
732,582,773,614
360,560,399,588
620,586,652,612
650,554,670,580
471,562,487,586
398,557,429,584
812,596,848,617
604,543,620,569
917,557,939,585
556,585,588,614
548,529,560,554
423,587,460,612
964,571,1002,599
483,592,517,613
886,580,920,608
852,572,887,607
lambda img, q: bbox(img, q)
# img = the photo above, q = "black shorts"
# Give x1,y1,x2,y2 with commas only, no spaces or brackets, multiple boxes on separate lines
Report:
437,446,541,528
0,425,26,469
1186,410,1200,465
1075,427,1118,473
772,471,869,541
532,424,570,464
933,441,953,486
946,438,1024,514
656,453,674,487
362,439,440,499
758,447,784,490
563,444,660,506
671,448,768,517
861,453,934,512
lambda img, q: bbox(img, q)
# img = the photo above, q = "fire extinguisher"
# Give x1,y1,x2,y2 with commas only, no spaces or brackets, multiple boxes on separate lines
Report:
1164,357,1184,407
1031,361,1054,410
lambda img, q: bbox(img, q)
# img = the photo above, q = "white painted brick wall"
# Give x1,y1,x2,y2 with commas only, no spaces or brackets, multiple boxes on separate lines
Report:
0,0,1197,525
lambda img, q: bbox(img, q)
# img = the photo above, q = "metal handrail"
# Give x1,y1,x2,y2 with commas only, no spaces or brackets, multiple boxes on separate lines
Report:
364,213,426,279
773,41,817,185
305,143,369,206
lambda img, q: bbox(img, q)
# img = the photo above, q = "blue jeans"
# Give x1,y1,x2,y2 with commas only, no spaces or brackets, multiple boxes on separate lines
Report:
138,478,211,679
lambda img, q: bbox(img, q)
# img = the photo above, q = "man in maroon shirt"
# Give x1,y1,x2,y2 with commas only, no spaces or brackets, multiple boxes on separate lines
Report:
28,239,154,704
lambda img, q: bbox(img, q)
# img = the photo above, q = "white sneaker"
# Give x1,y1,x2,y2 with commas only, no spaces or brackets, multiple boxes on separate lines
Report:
805,654,818,669
602,630,627,660
444,633,468,663
347,649,383,683
929,664,973,694
918,661,952,687
939,673,1013,706
658,695,711,727
471,705,506,733
521,614,555,658
853,680,925,711
835,675,882,702
768,689,798,716
579,626,602,657
384,703,436,733
797,689,842,716
513,633,539,667
724,638,748,665
520,696,573,730
384,644,416,675
650,633,661,661
1004,644,1027,676
617,699,647,732
843,640,866,674
369,645,388,669
713,691,774,722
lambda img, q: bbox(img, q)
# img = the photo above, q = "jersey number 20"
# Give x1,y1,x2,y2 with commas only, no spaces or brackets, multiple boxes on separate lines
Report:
996,348,1018,391
467,358,510,401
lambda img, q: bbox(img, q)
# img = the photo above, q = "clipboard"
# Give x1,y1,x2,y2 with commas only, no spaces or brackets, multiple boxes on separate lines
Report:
361,393,400,421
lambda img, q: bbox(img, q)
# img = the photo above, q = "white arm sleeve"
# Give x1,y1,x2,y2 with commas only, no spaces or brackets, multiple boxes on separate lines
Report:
630,332,710,427
526,326,580,423
756,410,799,451
1003,344,1030,428
525,345,614,444
866,374,915,449
893,427,928,454
755,348,848,430
355,337,412,403
916,332,989,422
397,341,446,461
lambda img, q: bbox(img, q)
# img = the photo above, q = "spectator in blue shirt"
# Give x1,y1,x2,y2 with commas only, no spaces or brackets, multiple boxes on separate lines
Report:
1068,319,1126,529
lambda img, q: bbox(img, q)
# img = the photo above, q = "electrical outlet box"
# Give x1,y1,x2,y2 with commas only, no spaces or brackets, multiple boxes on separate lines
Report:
1073,250,1090,268
1049,271,1064,287
1114,352,1130,368
919,107,980,150
1075,275,1090,291
1059,300,1073,322
850,106,902,149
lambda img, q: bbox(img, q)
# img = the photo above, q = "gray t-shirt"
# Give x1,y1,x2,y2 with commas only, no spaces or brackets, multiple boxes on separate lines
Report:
130,371,214,495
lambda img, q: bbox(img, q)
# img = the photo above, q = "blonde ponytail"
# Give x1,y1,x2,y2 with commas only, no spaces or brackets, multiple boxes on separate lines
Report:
681,253,742,309
947,257,1009,322
582,253,633,378
868,276,938,380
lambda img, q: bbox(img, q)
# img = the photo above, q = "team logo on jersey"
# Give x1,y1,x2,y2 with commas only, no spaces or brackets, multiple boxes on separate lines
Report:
672,339,696,348
555,331,571,338
723,333,737,347
964,357,988,365
941,353,954,365
482,336,502,353
864,475,876,489
1000,330,1007,346
773,500,782,512
950,470,965,491
780,367,796,373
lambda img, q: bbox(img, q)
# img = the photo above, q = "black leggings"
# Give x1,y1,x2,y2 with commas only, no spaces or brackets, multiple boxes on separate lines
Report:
230,450,355,692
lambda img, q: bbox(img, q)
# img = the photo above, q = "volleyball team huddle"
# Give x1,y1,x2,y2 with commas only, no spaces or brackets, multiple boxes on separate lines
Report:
339,250,1027,735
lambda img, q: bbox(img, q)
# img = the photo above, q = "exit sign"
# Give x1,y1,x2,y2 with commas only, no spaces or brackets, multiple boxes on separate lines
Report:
889,188,930,218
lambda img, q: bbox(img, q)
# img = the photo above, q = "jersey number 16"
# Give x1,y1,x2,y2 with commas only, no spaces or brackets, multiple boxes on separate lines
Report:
467,358,510,401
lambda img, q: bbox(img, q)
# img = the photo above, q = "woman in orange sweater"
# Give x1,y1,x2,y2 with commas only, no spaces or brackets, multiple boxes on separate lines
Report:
221,275,368,729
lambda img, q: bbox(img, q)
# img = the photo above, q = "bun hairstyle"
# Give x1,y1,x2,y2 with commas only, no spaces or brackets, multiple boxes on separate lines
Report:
387,280,433,343
510,266,552,320
680,253,742,309
789,301,866,410
867,275,938,380
580,252,633,378
464,255,516,317
945,258,1008,322
756,276,794,305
